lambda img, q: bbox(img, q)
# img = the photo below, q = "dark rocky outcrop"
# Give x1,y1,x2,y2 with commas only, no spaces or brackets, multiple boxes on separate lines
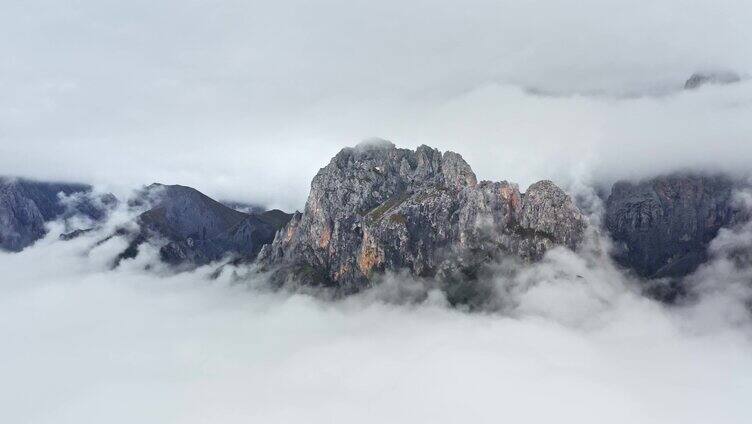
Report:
258,141,586,301
605,173,741,279
0,177,116,251
120,184,291,266
59,228,95,241
684,71,741,89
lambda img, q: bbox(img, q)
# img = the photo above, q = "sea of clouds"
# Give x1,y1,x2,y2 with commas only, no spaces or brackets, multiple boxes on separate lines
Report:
2,190,751,423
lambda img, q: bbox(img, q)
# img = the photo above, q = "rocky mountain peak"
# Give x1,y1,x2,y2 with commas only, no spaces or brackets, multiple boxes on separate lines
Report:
259,143,585,302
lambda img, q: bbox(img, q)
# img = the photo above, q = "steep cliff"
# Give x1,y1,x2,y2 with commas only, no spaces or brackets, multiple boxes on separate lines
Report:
605,174,740,278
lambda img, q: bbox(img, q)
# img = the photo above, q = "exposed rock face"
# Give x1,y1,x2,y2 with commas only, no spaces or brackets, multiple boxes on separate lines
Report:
684,71,741,89
122,184,291,266
0,183,46,252
605,174,739,278
0,177,115,251
258,141,586,300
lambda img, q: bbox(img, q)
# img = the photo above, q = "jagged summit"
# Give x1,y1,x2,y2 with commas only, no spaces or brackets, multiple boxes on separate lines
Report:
258,143,585,304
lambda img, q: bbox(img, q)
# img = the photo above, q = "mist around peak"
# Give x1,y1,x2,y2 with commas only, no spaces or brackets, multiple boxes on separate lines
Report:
2,191,751,423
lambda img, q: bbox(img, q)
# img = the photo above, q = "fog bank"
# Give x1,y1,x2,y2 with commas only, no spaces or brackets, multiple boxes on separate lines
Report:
2,209,751,423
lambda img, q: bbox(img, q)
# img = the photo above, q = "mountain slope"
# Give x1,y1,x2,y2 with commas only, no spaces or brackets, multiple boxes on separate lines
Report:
122,184,290,266
0,177,115,251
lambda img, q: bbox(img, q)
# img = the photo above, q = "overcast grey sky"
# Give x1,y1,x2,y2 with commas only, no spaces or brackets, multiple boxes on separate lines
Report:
2,0,751,210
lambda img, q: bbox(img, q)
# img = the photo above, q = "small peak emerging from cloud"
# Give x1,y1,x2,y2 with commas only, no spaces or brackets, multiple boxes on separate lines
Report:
684,70,742,90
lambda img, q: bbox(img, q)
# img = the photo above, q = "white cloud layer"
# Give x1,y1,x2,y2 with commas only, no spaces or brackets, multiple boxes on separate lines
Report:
2,1,752,209
2,203,751,423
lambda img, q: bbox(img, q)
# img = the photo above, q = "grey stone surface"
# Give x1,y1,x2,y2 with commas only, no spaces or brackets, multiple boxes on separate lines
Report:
258,141,586,300
0,177,115,251
605,173,740,278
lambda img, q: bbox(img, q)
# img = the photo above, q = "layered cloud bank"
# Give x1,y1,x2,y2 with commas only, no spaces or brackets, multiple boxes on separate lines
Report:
2,201,751,423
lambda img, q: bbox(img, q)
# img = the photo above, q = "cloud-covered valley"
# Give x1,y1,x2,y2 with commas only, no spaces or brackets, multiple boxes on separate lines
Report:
2,201,751,423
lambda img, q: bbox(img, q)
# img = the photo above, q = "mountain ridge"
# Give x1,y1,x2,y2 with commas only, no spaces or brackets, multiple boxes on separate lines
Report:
1,143,750,305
